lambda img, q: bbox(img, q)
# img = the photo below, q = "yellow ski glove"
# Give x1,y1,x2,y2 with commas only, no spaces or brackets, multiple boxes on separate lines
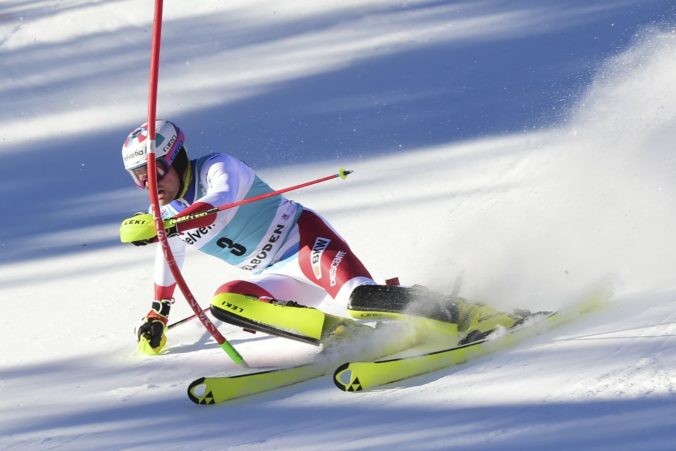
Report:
137,322,167,355
136,300,172,355
120,213,179,246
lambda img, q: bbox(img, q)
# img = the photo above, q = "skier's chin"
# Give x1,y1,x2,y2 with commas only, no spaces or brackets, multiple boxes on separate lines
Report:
158,190,172,205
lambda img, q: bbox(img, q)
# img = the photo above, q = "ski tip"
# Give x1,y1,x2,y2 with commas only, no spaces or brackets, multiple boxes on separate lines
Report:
333,363,351,391
187,377,215,405
338,168,353,180
333,362,365,392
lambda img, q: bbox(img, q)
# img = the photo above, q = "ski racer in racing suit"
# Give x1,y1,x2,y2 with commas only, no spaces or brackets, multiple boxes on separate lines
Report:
120,120,524,355
120,120,375,354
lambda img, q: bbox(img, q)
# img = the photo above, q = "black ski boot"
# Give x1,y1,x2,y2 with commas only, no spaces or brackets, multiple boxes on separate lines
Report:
348,284,461,323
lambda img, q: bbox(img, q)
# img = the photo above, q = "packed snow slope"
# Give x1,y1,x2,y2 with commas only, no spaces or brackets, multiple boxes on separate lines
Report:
2,1,676,449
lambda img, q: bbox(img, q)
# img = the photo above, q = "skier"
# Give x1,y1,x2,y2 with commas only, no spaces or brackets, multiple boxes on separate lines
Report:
120,120,524,355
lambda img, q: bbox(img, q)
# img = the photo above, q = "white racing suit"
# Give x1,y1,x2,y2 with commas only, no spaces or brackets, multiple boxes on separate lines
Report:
152,153,373,307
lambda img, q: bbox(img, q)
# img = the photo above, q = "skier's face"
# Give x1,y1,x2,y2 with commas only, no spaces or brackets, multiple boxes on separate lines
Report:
155,164,180,205
130,158,180,205
128,157,172,189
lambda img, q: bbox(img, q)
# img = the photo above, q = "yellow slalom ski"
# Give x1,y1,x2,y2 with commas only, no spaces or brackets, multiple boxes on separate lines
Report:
187,319,425,405
333,289,609,392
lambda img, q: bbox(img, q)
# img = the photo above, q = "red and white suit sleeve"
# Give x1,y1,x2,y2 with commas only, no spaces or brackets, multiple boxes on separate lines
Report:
152,234,187,300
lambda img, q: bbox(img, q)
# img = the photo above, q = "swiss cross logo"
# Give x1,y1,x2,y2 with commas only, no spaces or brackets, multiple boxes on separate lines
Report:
132,128,148,143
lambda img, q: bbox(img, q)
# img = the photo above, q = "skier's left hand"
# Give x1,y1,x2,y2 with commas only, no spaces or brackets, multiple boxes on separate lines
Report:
135,299,173,355
120,212,179,246
136,318,167,355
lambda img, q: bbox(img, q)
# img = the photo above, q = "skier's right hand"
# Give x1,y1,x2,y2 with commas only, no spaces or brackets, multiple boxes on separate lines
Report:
120,213,179,246
135,299,172,355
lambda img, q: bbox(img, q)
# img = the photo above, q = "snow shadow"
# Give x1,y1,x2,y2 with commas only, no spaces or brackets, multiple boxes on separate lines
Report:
3,384,675,449
1,0,673,265
2,331,675,449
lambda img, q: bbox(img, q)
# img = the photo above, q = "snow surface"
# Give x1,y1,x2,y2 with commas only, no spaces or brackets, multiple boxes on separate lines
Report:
2,1,676,449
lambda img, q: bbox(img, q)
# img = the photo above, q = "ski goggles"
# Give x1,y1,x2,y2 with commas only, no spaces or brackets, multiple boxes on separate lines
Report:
128,157,171,189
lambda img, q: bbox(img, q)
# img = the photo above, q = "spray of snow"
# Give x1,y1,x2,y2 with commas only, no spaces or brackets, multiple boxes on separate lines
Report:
390,28,676,310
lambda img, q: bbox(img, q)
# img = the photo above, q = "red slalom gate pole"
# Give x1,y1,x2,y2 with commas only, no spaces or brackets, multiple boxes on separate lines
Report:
145,0,246,366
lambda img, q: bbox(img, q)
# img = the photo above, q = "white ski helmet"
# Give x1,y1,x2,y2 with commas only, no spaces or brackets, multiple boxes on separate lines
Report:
122,120,185,171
